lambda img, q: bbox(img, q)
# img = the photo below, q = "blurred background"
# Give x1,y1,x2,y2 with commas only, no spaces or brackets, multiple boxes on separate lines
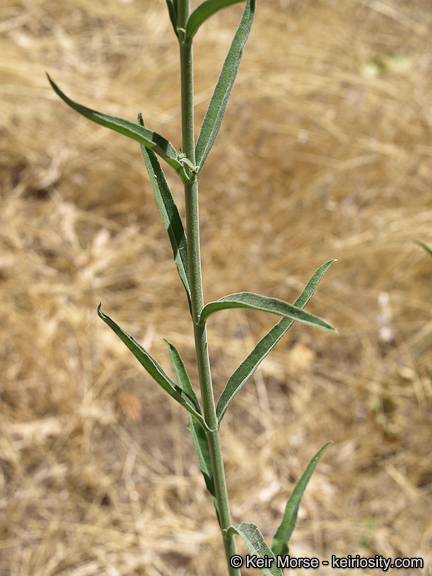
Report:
1,0,431,574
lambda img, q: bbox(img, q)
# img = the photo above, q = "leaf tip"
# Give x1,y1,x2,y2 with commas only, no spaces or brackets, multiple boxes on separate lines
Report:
46,72,55,88
325,320,338,335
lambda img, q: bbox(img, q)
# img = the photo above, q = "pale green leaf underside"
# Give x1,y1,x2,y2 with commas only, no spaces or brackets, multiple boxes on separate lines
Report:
195,0,256,172
97,306,204,427
271,443,331,557
47,74,188,182
200,291,337,333
415,240,432,258
138,114,191,312
216,260,336,422
227,523,282,576
185,0,245,41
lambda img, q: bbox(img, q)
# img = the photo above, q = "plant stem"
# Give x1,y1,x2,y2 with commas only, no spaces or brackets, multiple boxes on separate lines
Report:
178,1,240,574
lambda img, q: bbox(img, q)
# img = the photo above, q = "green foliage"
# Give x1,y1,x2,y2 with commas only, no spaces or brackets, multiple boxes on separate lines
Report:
166,0,179,37
97,305,205,428
199,291,336,331
138,113,192,312
186,409,220,521
164,337,220,520
50,2,337,574
195,0,256,172
185,0,246,42
415,240,432,258
272,443,331,556
226,523,281,576
217,260,336,423
47,75,190,182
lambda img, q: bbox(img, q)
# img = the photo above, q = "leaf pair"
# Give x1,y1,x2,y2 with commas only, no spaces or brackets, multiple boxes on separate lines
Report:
98,303,220,519
216,260,336,424
121,144,337,426
135,111,337,364
97,305,204,427
227,443,331,576
97,259,335,526
138,141,337,420
98,295,331,567
47,0,255,182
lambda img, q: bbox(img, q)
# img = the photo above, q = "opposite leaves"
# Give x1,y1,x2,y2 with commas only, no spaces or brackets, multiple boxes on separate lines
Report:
216,260,336,423
97,306,204,428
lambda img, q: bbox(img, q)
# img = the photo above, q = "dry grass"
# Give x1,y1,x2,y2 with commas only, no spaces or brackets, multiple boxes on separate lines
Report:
1,0,432,574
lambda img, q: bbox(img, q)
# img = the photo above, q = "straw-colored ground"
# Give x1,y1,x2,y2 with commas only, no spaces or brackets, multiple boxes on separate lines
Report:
1,0,431,574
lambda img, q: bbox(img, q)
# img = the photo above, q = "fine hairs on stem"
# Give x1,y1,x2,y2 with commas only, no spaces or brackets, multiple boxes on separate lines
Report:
48,1,337,574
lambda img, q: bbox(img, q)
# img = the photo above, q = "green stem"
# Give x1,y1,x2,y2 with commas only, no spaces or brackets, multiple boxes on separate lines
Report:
178,1,240,574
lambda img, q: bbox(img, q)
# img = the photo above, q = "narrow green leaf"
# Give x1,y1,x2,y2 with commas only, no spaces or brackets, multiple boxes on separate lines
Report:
162,338,219,520
199,291,337,333
195,0,256,172
162,338,200,412
415,240,432,258
271,443,331,557
226,523,282,576
47,74,188,182
97,305,204,427
187,416,220,522
166,0,179,37
217,260,336,422
185,0,245,42
139,114,191,313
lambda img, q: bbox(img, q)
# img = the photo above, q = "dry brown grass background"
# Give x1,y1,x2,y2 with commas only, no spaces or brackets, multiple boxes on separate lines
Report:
1,0,432,574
